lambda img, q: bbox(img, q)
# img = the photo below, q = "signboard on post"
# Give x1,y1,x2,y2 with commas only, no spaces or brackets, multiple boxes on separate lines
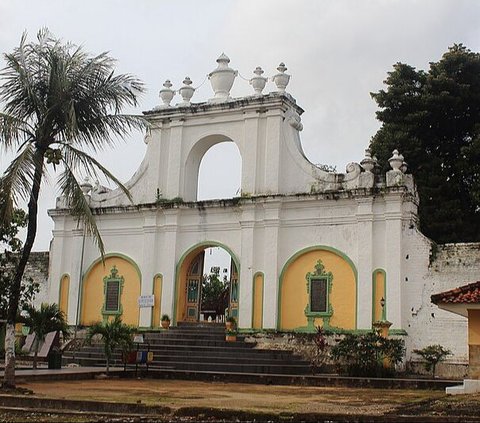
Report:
138,295,155,308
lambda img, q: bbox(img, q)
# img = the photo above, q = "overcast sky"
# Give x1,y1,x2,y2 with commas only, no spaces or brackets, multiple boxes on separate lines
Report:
1,0,479,252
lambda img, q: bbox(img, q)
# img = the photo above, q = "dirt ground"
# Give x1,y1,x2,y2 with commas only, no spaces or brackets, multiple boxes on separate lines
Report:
5,378,477,420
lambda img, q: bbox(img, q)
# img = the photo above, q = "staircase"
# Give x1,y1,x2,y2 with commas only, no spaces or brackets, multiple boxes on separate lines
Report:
63,323,311,376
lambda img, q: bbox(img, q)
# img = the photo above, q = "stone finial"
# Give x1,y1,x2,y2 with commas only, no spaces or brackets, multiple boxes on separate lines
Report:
272,62,290,92
250,66,267,95
400,161,408,174
360,149,376,173
80,177,92,196
159,80,175,107
388,149,404,172
208,53,237,102
178,77,195,106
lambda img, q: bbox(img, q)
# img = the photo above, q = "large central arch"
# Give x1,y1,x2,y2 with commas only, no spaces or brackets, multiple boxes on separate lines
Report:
173,241,241,325
183,134,243,201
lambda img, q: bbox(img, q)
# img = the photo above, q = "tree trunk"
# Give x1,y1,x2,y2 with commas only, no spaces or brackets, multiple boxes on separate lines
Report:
33,340,39,370
2,149,44,389
106,357,110,375
3,324,16,389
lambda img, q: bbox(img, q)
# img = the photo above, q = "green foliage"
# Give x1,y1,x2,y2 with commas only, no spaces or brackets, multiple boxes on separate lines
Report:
161,314,170,322
226,316,237,325
0,29,145,386
86,316,134,374
19,303,70,369
370,44,480,243
201,267,228,313
413,344,451,377
0,200,39,321
331,332,405,377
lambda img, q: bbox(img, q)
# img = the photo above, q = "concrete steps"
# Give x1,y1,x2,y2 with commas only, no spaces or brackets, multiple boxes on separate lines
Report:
63,324,312,376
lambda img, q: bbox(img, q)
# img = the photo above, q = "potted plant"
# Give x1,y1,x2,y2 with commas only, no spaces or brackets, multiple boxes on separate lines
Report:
161,314,171,329
225,329,237,342
225,316,236,331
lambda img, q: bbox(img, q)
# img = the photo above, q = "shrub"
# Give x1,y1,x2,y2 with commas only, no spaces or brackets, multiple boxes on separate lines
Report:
331,331,405,377
161,314,170,322
413,344,451,377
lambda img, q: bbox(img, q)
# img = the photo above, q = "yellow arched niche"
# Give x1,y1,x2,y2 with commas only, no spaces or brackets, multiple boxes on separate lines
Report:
80,255,141,326
279,247,357,331
59,274,70,318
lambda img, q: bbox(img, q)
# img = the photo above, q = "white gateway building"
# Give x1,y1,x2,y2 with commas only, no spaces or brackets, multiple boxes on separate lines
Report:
45,55,477,364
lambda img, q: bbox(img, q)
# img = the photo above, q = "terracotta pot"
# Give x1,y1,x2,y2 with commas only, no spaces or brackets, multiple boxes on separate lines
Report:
225,335,236,342
161,320,170,329
225,321,233,330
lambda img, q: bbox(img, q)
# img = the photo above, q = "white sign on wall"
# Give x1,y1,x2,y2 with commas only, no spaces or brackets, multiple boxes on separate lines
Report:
138,295,155,308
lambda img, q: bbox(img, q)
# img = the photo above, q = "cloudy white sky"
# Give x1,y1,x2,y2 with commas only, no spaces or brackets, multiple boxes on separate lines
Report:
1,0,479,252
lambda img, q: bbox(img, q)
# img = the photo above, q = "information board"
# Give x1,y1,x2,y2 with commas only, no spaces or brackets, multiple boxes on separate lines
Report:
310,278,327,313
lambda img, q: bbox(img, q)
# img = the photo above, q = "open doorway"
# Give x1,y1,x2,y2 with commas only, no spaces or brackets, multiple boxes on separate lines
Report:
176,244,239,324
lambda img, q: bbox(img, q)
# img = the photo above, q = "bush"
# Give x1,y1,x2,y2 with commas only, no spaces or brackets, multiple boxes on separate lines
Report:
413,344,451,377
331,331,405,377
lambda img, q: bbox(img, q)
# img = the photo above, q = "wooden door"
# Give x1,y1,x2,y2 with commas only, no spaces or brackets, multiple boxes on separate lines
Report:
185,251,204,322
229,259,239,319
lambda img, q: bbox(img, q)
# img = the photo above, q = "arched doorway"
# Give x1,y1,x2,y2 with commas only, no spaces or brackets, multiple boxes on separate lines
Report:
197,142,241,201
175,243,239,324
183,134,243,201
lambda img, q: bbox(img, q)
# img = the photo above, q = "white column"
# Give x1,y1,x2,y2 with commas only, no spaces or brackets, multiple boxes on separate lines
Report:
355,198,374,329
385,194,403,329
69,228,85,326
139,211,158,328
263,110,283,194
47,227,65,306
238,205,255,328
165,121,184,199
241,112,259,196
160,209,179,321
262,201,281,328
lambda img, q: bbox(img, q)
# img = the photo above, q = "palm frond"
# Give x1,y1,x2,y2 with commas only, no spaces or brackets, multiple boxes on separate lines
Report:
0,112,34,150
57,165,105,257
0,142,36,223
59,143,132,202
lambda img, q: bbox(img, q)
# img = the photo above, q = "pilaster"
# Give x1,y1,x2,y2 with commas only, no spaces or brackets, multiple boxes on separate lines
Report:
385,194,403,329
262,201,281,328
238,205,256,328
139,211,158,328
356,197,374,329
161,209,179,322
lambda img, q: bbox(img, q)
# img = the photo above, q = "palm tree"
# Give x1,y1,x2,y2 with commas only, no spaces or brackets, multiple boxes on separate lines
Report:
86,316,134,374
20,303,69,369
0,29,146,388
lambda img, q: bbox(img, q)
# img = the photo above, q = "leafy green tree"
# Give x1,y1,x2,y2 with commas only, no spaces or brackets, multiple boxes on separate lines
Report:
0,200,39,322
0,29,145,388
19,303,69,369
201,267,229,314
86,316,134,374
331,331,405,377
413,344,451,378
370,44,480,243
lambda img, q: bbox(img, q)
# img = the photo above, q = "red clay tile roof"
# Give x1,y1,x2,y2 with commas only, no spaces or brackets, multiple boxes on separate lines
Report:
431,281,480,304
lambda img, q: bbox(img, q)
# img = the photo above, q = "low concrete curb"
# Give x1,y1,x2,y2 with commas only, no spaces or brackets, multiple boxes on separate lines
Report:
0,400,478,423
0,394,170,416
141,368,458,390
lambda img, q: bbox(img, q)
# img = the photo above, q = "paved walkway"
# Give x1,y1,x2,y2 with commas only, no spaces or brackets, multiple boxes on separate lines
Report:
0,366,127,380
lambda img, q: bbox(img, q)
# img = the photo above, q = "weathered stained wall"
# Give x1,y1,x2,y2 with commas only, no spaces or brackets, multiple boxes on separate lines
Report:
24,251,50,306
405,242,480,365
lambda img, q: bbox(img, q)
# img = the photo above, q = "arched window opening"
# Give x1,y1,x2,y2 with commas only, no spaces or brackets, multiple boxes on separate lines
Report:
197,142,241,201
